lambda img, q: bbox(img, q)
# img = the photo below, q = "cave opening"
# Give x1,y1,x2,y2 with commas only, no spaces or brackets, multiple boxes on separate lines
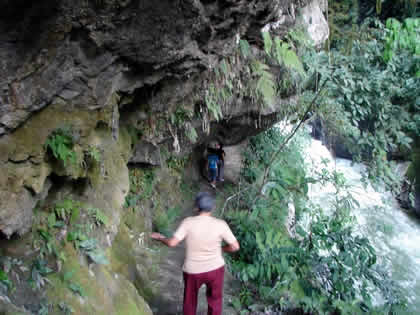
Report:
0,230,19,241
44,173,90,204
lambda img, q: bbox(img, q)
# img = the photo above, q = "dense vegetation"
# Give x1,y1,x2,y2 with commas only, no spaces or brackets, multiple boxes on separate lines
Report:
217,2,419,314
224,127,407,314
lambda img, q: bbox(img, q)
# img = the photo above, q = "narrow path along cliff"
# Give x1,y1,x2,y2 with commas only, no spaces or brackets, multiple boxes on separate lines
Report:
148,182,240,315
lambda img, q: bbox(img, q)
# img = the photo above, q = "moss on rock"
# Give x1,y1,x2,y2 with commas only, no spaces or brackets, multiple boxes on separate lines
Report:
0,101,121,236
46,242,153,315
0,299,29,315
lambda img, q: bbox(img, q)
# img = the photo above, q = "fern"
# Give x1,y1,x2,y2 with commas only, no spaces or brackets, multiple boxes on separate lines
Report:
185,123,198,143
251,61,276,106
0,269,11,293
220,59,230,75
78,239,109,265
205,84,223,121
45,128,76,166
274,38,305,76
55,199,80,224
239,39,251,58
263,32,273,57
68,282,85,297
58,302,74,315
86,146,101,163
87,207,109,227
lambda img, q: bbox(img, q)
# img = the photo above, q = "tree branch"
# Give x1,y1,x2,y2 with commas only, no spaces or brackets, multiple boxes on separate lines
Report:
253,76,331,205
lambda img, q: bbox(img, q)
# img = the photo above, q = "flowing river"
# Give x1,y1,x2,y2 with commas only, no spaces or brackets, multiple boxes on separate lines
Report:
303,136,420,313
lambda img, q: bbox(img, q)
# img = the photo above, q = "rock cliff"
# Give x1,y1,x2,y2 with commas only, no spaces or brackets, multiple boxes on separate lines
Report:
0,0,329,313
0,0,330,238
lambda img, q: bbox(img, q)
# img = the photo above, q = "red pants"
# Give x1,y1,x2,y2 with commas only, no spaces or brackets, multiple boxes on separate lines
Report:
183,266,225,315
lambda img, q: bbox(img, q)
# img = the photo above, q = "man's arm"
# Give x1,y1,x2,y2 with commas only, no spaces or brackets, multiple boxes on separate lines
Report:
222,241,240,253
150,232,181,248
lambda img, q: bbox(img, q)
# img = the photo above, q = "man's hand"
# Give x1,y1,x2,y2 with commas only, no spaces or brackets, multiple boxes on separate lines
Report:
150,232,180,248
222,241,240,253
150,232,165,240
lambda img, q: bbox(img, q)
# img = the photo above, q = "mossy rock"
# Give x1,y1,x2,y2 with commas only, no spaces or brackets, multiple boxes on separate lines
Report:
46,243,153,315
0,100,121,236
407,146,420,189
0,299,29,315
109,221,158,302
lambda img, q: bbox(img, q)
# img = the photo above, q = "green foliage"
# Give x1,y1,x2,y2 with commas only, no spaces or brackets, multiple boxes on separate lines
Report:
45,127,76,166
205,83,224,121
185,123,198,143
37,227,65,262
250,60,276,106
0,269,12,293
38,303,50,315
226,127,407,313
77,239,109,265
85,145,101,163
62,270,85,297
303,18,420,190
68,282,85,297
125,168,156,211
203,31,306,126
58,301,74,314
263,32,305,76
29,258,54,290
54,199,81,225
169,106,194,127
239,39,251,58
87,207,109,227
383,18,420,64
327,0,359,50
129,168,155,196
65,224,108,265
124,194,141,209
126,125,142,146
152,206,181,237
167,105,198,151
166,155,188,173
33,198,110,285
67,226,88,248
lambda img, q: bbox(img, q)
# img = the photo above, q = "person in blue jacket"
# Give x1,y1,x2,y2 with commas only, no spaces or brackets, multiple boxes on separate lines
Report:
207,148,219,188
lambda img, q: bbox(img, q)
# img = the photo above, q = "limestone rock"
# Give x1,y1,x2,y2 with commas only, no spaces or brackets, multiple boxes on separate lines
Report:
223,142,248,184
130,141,161,166
0,297,30,315
298,0,329,47
310,117,355,160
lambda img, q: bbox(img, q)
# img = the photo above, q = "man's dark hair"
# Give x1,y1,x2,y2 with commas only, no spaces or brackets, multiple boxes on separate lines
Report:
195,192,215,212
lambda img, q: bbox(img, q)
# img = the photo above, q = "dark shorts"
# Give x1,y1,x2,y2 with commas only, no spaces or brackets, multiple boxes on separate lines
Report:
209,168,217,182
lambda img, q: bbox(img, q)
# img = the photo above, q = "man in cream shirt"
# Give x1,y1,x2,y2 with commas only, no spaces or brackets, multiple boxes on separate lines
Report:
151,192,240,315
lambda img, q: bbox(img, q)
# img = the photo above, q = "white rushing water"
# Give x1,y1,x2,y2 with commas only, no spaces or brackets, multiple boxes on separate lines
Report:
303,137,420,313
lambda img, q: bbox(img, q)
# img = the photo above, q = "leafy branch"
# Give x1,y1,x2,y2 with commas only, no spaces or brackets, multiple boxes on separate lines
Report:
254,75,331,203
